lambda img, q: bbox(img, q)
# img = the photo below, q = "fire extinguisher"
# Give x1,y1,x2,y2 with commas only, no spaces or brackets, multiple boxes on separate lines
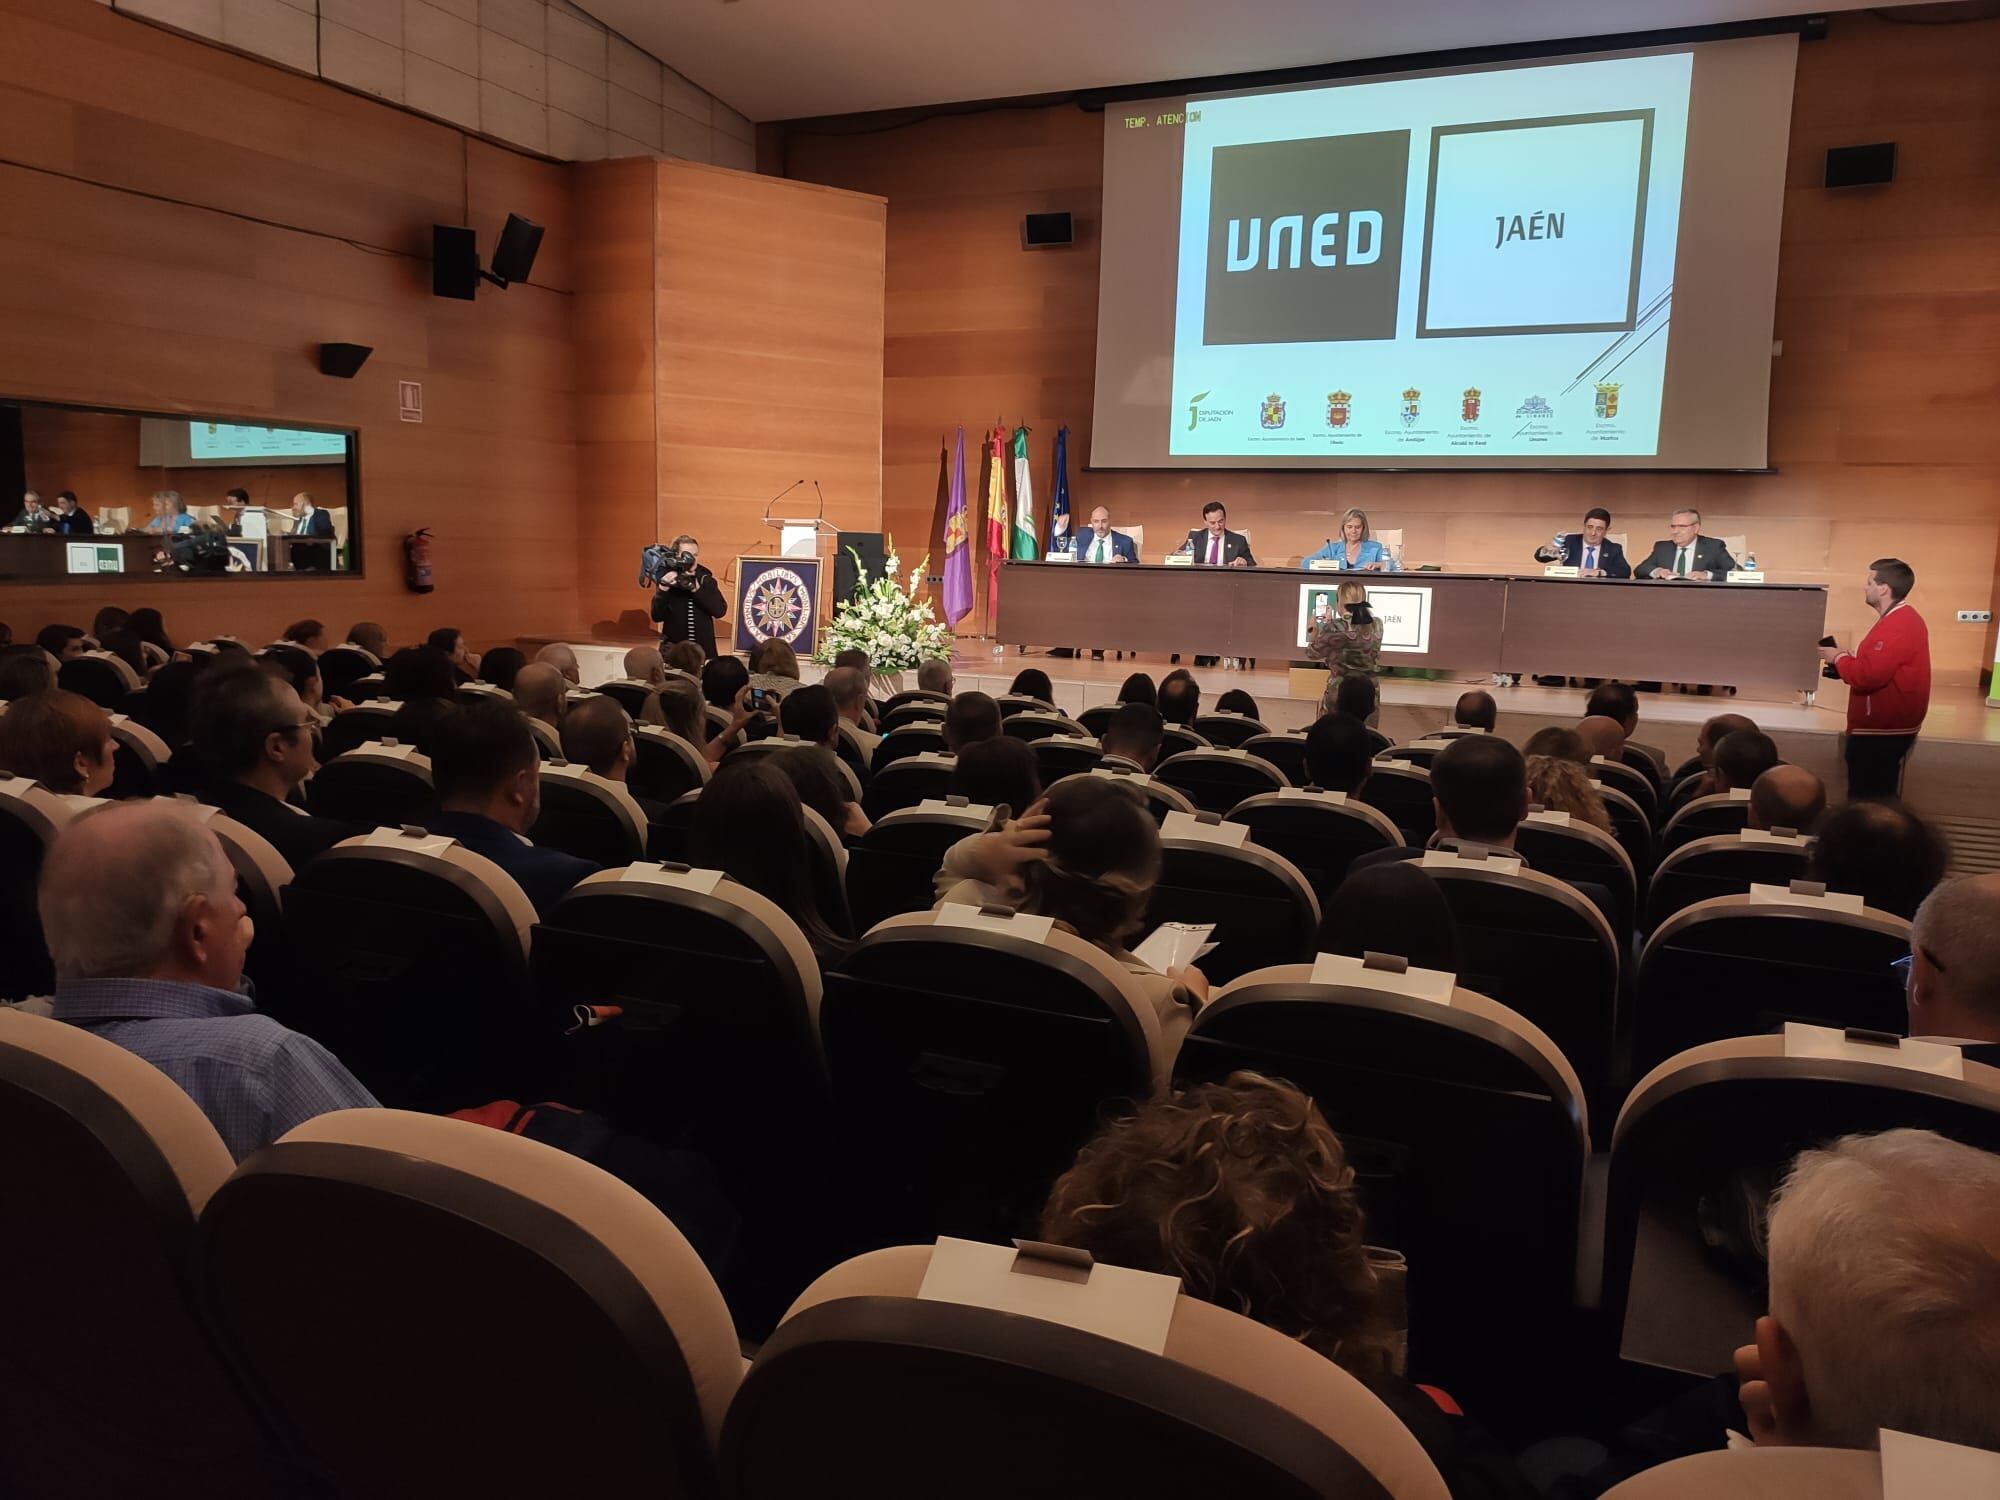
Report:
404,528,434,593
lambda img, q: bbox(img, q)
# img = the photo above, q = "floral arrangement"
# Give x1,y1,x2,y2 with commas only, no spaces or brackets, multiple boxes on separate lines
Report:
818,541,953,671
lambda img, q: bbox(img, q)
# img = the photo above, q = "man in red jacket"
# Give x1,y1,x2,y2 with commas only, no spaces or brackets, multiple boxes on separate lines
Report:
1818,558,1930,798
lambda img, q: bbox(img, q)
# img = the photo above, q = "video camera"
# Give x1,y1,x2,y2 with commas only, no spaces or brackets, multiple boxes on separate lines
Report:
640,542,699,591
160,526,231,575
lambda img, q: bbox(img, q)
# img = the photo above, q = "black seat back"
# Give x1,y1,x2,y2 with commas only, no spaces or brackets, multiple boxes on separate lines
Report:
1513,814,1639,941
1660,793,1751,853
1242,733,1308,786
1644,834,1815,934
1001,711,1084,744
319,704,401,760
862,754,956,821
644,788,701,862
1223,792,1398,907
872,723,948,770
305,745,436,828
1193,712,1266,748
1357,762,1434,844
1153,750,1287,816
845,804,986,933
1046,769,1194,826
629,727,708,804
1030,736,1104,783
1147,833,1320,984
318,644,379,698
530,768,645,867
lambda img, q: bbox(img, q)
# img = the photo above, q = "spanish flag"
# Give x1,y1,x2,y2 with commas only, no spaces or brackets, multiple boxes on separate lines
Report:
984,425,1010,602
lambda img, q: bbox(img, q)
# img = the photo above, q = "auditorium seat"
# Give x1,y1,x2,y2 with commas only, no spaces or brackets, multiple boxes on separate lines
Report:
1076,701,1122,738
995,693,1058,719
318,700,400,760
1224,789,1401,905
455,681,512,707
106,713,174,799
531,762,647,866
345,672,388,701
59,650,142,709
1242,730,1309,786
1363,725,1394,756
862,750,957,820
1159,723,1211,759
0,773,82,1001
526,717,562,760
644,787,702,861
877,702,947,736
1513,809,1640,941
1001,709,1086,743
1589,756,1659,825
845,799,988,932
1153,747,1289,814
1180,959,1588,1432
1429,725,1488,741
800,803,856,939
820,907,1172,1245
1147,813,1319,983
595,677,657,718
1630,888,1912,1081
871,721,949,771
1377,737,1452,771
305,740,436,828
1416,850,1623,1136
199,1109,740,1500
703,703,732,741
1594,781,1656,874
1192,710,1267,747
881,688,950,720
1599,1448,1882,1500
1602,1033,2000,1378
184,802,295,1002
0,1009,298,1500
724,1242,1452,1500
280,827,543,1110
1046,766,1196,825
1030,734,1105,783
629,725,710,804
317,643,379,698
530,865,827,1196
1659,790,1752,852
1358,760,1436,844
1643,830,1814,934
1621,743,1667,793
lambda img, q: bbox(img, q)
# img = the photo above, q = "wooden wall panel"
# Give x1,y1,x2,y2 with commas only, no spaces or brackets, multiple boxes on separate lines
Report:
783,9,2000,678
0,0,579,652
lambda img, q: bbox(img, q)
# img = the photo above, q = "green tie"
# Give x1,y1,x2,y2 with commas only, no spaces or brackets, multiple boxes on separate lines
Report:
1675,546,1689,577
1094,537,1105,563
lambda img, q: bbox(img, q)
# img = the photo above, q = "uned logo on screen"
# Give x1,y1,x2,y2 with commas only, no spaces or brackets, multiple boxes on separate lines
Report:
1204,130,1409,347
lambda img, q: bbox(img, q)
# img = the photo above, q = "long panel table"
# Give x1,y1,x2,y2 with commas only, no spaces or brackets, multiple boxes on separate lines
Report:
994,562,1829,695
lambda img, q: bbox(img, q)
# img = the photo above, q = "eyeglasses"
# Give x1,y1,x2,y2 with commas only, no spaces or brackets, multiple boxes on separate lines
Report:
1891,947,1945,979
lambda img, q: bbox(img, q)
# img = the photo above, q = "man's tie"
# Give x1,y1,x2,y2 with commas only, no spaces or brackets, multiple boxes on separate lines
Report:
1208,535,1220,565
1584,545,1596,571
1675,546,1690,577
1093,536,1105,564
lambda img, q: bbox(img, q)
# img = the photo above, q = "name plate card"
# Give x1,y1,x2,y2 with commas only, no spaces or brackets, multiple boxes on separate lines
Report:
1783,1023,1963,1081
1162,811,1249,847
918,1237,1180,1356
936,902,1055,942
1311,951,1456,1005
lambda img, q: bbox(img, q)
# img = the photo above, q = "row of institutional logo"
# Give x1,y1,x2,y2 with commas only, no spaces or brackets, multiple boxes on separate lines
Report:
1191,383,1626,431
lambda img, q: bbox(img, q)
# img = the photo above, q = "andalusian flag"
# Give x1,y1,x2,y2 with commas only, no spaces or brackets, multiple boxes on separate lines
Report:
984,426,1009,601
942,426,972,625
1010,426,1038,559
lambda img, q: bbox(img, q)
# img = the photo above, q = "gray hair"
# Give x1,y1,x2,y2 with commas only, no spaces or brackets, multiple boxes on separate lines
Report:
1768,1129,2000,1449
622,645,664,681
1913,875,2000,1031
153,488,184,513
1671,507,1700,524
39,803,233,981
916,659,954,694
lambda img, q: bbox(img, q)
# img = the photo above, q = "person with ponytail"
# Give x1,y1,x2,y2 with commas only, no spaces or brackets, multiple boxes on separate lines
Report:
931,776,1205,1047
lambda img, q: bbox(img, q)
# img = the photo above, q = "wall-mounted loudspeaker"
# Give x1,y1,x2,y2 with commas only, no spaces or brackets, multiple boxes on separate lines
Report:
1824,142,1896,189
1022,211,1074,249
489,213,544,286
318,342,374,378
433,225,481,300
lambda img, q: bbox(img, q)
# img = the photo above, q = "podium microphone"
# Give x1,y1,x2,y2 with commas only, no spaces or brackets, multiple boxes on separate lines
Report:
813,479,827,519
763,479,806,523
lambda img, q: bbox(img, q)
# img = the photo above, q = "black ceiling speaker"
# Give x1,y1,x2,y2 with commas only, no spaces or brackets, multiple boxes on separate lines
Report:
489,213,545,286
318,342,373,378
432,224,481,300
1824,142,1896,189
1022,211,1074,249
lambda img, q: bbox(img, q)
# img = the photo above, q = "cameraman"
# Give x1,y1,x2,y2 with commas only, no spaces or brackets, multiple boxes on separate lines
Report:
651,532,727,659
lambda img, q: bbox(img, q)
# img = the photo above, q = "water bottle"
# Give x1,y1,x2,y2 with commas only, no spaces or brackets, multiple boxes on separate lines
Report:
1744,550,1758,573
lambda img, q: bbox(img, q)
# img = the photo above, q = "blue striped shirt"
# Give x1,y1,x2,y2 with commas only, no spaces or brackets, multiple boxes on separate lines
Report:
51,978,379,1162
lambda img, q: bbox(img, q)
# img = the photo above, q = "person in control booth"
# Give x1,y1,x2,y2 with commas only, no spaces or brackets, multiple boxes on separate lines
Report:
652,532,727,659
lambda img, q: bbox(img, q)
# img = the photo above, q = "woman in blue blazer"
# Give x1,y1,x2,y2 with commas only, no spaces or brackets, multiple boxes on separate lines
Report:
1304,508,1400,571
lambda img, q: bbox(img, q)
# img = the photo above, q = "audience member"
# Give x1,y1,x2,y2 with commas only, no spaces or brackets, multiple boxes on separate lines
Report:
426,700,597,916
259,643,338,726
1525,754,1613,832
653,677,708,746
39,801,379,1160
1117,671,1156,707
126,661,196,749
943,691,1002,752
346,621,389,660
90,606,129,643
916,657,954,695
124,607,174,659
1158,671,1200,726
1584,681,1640,740
949,735,1041,813
777,683,841,751
1303,712,1373,795
381,645,457,702
1008,668,1054,705
1099,702,1166,772
282,618,327,654
189,659,358,867
1042,1073,1528,1497
1809,799,1948,920
773,744,868,841
1710,729,1780,794
936,777,1202,1045
1331,672,1378,725
1901,876,2000,1065
477,645,526,692
1215,687,1259,720
0,643,57,700
1452,690,1497,732
386,696,455,755
701,655,749,711
1522,726,1587,763
832,647,870,675
35,624,86,662
533,641,579,686
663,640,706,677
0,688,115,797
511,662,568,734
1749,764,1825,833
689,759,849,965
824,667,880,760
1735,1130,2000,1452
748,638,800,684
1319,863,1462,974
557,694,666,822
426,628,479,683
1574,716,1628,762
622,645,666,688
1691,712,1757,780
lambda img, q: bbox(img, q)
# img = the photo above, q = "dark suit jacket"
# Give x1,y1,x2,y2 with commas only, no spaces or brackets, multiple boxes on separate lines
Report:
298,508,335,539
1185,527,1256,567
1071,529,1139,564
1535,533,1631,579
1638,535,1737,580
204,780,361,871
1348,839,1619,936
652,566,728,658
428,810,600,918
53,509,93,536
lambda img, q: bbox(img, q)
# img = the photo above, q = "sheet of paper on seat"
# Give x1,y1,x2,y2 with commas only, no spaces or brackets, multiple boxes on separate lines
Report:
1750,883,1863,914
359,828,456,855
916,799,993,820
1408,739,1452,752
1526,809,1573,827
1421,848,1522,875
622,864,724,894
1737,828,1811,846
1277,787,1346,803
936,902,1054,942
1161,811,1249,847
1728,787,1752,802
1133,922,1217,975
1312,951,1455,1005
1880,1428,2000,1498
1783,1023,1963,1081
919,1237,1179,1356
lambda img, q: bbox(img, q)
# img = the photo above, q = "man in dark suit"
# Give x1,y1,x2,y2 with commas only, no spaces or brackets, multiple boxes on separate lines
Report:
1186,501,1255,666
1347,734,1618,933
560,694,672,824
50,491,93,535
652,533,728,659
289,490,336,571
1071,506,1139,565
189,657,361,870
426,700,599,917
1532,506,1630,579
1638,508,1737,581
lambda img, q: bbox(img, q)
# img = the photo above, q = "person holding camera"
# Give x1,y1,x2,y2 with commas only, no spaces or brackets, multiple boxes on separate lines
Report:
652,532,727,658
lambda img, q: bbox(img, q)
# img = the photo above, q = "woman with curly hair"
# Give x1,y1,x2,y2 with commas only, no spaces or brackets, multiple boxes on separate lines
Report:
1525,753,1613,833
